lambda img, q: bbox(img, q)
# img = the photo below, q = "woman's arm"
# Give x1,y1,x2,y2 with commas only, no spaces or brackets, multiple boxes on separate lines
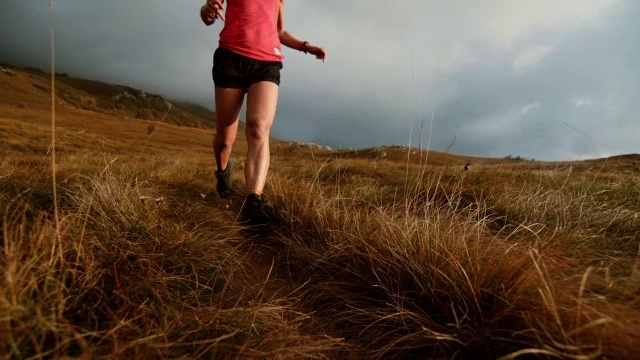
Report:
278,0,327,61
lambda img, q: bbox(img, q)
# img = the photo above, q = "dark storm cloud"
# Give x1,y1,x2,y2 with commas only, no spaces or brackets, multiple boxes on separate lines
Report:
1,1,216,104
1,0,637,160
431,2,640,160
273,1,639,160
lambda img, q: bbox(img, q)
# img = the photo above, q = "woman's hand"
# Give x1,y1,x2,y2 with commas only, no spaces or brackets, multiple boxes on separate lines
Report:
305,45,327,62
201,0,225,25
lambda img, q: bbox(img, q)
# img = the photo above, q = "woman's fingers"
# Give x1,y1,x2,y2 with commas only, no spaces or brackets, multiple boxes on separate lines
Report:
215,8,225,21
311,47,327,62
205,0,225,20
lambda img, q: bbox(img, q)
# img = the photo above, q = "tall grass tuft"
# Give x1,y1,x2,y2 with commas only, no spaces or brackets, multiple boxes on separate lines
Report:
266,164,640,359
1,169,343,358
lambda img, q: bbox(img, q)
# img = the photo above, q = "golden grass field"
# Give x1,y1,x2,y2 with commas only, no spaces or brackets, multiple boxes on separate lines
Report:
1,65,639,359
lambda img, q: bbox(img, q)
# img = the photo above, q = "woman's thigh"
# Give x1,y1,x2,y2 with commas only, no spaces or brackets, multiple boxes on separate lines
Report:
215,87,245,133
246,81,279,130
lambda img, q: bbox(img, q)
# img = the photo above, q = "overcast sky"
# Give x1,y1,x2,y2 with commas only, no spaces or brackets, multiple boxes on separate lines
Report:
1,1,638,160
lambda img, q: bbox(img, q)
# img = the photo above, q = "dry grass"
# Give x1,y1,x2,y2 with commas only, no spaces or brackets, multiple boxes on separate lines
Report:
1,65,640,358
1,165,342,359
264,162,640,359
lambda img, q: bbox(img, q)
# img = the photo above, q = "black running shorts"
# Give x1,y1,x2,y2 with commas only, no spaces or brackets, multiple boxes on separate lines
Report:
212,47,283,91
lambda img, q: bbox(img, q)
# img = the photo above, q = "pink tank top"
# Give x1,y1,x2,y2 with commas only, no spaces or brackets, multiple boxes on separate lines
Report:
219,0,283,62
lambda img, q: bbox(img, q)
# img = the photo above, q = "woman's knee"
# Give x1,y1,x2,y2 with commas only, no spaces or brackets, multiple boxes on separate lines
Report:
245,118,271,141
214,132,235,150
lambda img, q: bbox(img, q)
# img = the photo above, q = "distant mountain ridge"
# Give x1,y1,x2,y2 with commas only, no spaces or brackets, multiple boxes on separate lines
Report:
1,63,637,167
0,64,216,129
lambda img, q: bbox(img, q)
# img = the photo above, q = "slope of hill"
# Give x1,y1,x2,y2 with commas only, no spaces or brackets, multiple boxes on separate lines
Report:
1,64,216,128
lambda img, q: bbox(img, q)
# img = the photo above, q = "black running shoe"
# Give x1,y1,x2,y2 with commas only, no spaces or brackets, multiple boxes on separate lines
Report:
241,193,276,228
215,162,233,198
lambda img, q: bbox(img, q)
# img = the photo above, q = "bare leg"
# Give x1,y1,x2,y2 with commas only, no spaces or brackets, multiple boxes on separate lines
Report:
213,87,245,171
245,81,279,195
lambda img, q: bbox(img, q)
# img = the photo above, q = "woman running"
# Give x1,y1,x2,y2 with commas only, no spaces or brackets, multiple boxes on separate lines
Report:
200,0,326,224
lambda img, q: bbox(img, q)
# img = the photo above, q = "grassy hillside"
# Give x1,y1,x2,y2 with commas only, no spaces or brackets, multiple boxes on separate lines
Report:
1,66,639,359
0,65,216,128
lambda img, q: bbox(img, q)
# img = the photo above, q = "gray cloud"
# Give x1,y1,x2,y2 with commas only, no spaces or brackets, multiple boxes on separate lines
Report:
1,0,637,160
432,3,640,160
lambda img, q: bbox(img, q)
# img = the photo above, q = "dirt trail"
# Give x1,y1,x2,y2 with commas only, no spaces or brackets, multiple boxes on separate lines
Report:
204,193,337,342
